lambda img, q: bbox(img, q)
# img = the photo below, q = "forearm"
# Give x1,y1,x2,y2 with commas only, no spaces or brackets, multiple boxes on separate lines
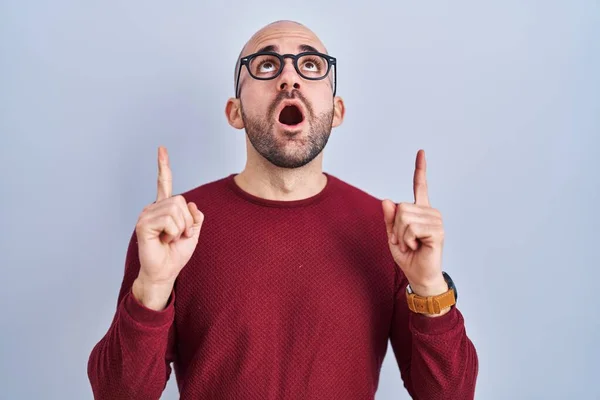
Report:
408,307,479,399
87,287,175,400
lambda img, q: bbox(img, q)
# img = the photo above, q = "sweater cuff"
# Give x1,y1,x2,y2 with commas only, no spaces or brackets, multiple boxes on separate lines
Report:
122,288,175,327
410,305,460,335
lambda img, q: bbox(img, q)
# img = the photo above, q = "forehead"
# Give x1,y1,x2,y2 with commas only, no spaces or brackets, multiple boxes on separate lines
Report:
243,23,327,56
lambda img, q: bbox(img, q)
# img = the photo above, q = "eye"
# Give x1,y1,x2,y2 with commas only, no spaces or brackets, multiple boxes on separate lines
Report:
258,60,276,72
301,56,324,73
251,55,281,76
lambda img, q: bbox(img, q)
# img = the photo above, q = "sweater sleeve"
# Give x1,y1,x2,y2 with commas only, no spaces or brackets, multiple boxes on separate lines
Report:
87,231,178,400
389,272,479,399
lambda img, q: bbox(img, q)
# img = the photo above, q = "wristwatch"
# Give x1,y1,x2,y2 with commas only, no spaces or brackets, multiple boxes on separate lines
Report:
406,271,457,314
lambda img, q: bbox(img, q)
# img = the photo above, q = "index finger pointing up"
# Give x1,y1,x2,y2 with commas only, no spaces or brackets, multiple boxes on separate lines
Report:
413,149,430,206
156,146,172,202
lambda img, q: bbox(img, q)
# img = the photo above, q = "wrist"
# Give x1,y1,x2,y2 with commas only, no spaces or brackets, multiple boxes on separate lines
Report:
407,276,452,318
408,278,448,298
132,276,174,311
406,272,456,318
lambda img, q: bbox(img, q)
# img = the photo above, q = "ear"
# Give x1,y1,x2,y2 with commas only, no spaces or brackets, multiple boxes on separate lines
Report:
331,96,345,128
225,98,244,129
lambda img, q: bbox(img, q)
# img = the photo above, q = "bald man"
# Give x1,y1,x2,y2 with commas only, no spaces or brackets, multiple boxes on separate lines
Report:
88,20,478,400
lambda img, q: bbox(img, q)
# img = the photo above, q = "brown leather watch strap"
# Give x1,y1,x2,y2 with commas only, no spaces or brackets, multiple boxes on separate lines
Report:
406,288,456,314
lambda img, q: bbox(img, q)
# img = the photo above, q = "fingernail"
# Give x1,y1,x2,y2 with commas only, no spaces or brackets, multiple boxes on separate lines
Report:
390,233,397,244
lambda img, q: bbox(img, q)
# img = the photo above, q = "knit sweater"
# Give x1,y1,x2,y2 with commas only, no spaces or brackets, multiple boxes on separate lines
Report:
87,172,478,399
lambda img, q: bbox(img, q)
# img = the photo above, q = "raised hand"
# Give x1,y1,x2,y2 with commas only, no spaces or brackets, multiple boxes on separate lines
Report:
132,146,204,310
382,150,448,298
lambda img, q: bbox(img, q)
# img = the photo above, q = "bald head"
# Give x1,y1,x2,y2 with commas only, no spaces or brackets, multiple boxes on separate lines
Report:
233,20,329,93
224,20,345,170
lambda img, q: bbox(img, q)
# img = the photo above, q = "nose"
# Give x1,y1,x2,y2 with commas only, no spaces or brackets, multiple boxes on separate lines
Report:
276,58,301,93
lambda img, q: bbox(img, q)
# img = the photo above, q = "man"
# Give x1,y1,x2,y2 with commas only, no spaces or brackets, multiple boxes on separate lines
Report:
88,20,478,399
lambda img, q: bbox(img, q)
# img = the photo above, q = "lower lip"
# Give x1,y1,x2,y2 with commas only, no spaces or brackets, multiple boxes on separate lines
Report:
277,119,306,130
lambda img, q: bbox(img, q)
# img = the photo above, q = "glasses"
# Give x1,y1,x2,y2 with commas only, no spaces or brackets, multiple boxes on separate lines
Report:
235,51,337,98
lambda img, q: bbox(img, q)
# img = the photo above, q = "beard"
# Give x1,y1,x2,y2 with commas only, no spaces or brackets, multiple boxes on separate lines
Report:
240,90,334,169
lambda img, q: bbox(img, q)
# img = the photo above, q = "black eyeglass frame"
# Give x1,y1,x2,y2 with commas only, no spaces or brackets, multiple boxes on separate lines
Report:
235,51,337,98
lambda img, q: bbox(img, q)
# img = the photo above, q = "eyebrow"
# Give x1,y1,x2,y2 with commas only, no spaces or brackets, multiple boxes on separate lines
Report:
255,44,322,54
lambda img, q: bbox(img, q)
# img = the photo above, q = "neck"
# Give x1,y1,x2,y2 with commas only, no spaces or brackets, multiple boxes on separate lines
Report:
234,147,327,202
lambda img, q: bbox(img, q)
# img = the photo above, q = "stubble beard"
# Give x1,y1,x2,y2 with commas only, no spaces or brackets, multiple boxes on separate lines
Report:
240,90,334,169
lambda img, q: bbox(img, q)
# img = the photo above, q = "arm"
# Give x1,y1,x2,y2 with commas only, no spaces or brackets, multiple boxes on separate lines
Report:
389,274,478,399
87,231,178,400
382,150,478,398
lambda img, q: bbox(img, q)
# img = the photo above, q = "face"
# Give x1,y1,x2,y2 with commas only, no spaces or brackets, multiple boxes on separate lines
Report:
226,21,345,169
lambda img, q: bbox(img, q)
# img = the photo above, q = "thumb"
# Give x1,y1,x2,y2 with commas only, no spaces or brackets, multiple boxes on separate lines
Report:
381,199,396,235
188,202,205,239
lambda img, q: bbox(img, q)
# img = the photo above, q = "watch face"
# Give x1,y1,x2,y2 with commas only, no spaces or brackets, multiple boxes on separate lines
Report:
443,271,458,301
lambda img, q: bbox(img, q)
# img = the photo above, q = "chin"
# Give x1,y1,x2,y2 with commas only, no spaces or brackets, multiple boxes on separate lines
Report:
269,157,314,169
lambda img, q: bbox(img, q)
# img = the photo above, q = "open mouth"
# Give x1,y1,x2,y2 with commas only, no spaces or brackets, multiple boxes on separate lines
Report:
278,105,304,126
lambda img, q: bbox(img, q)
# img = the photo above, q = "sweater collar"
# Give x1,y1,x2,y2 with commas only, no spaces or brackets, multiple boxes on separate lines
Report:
226,172,335,208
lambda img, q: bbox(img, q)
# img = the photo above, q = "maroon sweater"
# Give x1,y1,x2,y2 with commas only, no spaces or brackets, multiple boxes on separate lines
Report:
88,173,478,399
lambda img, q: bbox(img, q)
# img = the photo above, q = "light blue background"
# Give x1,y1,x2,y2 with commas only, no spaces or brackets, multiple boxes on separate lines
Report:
1,1,598,399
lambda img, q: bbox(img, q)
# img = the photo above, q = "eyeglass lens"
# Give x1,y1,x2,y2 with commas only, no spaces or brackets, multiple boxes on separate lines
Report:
248,54,330,80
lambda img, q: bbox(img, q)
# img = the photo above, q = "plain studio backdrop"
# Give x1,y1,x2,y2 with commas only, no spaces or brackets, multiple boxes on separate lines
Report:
1,1,598,399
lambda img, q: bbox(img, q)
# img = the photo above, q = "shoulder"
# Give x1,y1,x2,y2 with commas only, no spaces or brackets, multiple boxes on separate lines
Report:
326,173,385,218
175,174,234,205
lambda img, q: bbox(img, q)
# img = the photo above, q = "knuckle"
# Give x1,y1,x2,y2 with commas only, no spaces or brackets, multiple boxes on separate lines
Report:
168,202,180,216
136,213,145,225
398,213,409,224
175,195,187,207
172,215,184,229
396,205,407,219
165,216,180,232
140,202,155,216
136,212,149,226
161,214,171,225
398,209,413,223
